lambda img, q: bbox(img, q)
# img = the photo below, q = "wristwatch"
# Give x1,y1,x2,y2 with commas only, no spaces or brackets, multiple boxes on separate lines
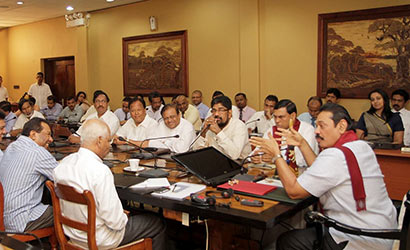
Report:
271,154,282,164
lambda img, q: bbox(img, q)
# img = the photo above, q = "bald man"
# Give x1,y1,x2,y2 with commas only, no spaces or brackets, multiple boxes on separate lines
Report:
54,119,166,249
175,95,202,131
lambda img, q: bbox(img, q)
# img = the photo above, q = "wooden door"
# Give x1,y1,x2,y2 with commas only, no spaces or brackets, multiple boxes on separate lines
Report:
44,57,75,105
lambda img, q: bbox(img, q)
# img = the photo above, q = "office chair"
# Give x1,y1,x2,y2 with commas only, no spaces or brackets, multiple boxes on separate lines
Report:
0,181,58,249
45,180,152,250
305,190,410,250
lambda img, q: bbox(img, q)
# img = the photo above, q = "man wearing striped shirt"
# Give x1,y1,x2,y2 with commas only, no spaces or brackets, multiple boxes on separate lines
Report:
0,118,58,232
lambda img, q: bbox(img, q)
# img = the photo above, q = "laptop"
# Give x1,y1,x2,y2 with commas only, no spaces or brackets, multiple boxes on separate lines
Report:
171,147,243,186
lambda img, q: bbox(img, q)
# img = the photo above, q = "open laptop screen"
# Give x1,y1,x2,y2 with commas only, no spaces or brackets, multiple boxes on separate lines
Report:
171,147,242,186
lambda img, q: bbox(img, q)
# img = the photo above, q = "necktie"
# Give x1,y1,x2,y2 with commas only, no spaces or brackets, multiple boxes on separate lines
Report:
311,117,316,128
239,109,243,122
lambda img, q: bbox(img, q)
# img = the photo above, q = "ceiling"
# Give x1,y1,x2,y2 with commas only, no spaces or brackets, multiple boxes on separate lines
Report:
0,0,145,28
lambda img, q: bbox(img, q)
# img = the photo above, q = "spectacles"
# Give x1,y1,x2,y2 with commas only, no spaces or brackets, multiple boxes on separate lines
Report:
211,108,228,114
95,99,107,104
163,115,178,121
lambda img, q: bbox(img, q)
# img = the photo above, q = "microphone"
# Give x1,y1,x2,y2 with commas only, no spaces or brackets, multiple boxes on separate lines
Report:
245,118,260,125
188,124,210,151
138,135,179,153
126,135,179,160
239,152,265,175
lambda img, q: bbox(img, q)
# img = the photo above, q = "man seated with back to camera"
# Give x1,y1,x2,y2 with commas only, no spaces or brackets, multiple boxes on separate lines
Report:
141,103,195,153
193,95,251,160
252,99,318,176
250,103,397,250
69,90,120,144
58,96,84,123
113,97,158,145
246,94,278,134
54,119,166,249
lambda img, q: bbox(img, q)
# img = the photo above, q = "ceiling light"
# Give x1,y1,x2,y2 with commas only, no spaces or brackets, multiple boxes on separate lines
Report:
106,0,115,2
17,1,24,5
66,6,74,11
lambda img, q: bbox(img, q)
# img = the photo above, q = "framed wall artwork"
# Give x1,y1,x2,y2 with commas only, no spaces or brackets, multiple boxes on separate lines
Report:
122,30,188,96
317,5,410,98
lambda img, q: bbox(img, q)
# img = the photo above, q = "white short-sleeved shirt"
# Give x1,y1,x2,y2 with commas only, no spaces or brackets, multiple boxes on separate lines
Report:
246,111,275,134
146,104,164,122
28,83,52,109
0,86,9,102
148,118,195,153
116,115,157,141
77,110,120,137
13,110,45,130
54,148,127,249
194,118,252,160
298,140,397,250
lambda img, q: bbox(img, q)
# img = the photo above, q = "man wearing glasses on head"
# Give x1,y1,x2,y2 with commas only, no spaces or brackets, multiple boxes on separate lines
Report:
193,96,251,160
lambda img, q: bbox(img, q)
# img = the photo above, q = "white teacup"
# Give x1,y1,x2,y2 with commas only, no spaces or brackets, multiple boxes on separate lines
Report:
129,159,140,171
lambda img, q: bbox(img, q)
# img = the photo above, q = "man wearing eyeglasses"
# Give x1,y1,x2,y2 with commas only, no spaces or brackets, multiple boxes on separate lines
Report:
193,96,251,160
69,90,120,144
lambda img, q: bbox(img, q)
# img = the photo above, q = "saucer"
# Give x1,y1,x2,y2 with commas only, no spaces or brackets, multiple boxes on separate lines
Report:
123,166,145,173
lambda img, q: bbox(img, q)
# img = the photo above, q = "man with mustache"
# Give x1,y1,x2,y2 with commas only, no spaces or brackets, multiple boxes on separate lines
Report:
325,88,341,104
250,103,397,250
253,99,318,176
391,89,409,146
11,98,45,137
193,95,251,160
69,90,120,143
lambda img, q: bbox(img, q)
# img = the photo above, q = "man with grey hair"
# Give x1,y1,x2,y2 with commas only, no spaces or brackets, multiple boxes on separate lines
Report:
54,119,166,249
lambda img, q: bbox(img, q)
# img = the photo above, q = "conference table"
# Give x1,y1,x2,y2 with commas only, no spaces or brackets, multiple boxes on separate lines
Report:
52,142,317,249
374,149,410,201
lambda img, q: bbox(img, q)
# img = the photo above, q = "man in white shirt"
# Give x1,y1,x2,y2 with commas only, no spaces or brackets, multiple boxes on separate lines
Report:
194,96,251,160
175,95,202,131
69,90,120,143
297,96,323,128
235,93,256,122
146,91,164,122
28,72,52,109
113,97,157,145
40,95,63,121
114,97,132,126
251,103,397,250
0,76,9,102
0,101,17,134
54,119,166,249
391,89,410,146
58,96,84,123
11,99,45,137
145,104,195,153
247,95,278,134
254,99,319,176
191,90,209,121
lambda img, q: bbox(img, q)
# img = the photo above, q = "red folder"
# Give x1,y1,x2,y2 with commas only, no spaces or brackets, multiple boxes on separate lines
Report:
217,180,276,196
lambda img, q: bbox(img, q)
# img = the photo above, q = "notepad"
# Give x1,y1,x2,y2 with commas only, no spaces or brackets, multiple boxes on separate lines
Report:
217,180,277,196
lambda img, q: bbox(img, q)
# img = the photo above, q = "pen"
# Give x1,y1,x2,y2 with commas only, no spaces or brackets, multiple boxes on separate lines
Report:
172,184,177,192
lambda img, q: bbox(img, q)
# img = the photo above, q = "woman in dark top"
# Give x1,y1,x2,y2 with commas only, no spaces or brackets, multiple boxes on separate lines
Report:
356,89,404,144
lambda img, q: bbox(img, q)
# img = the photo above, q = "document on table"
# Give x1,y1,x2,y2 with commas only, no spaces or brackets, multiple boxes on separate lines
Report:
151,182,206,201
129,178,170,190
257,178,283,188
